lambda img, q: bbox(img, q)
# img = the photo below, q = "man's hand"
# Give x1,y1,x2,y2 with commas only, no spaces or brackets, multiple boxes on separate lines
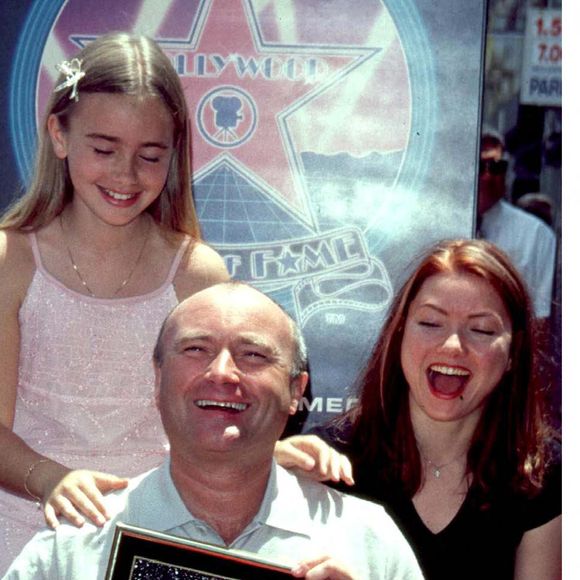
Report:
292,555,358,579
274,435,354,485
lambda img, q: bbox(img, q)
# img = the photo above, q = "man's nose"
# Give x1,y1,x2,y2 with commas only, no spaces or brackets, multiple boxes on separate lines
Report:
205,349,239,384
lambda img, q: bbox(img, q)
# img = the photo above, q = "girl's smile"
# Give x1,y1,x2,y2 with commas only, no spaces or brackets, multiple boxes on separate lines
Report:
48,92,174,227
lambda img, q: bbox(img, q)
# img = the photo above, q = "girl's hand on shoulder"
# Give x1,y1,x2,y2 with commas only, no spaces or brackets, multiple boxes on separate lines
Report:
43,469,129,529
292,554,357,579
274,435,354,485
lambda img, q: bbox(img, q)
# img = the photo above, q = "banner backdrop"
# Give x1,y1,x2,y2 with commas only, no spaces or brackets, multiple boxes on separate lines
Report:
0,0,486,428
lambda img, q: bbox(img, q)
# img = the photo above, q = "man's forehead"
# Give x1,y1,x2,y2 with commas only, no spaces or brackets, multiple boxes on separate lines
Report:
181,283,273,309
177,286,284,321
168,285,292,344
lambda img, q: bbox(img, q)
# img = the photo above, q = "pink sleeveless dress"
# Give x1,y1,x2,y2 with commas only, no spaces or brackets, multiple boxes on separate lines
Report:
0,233,188,574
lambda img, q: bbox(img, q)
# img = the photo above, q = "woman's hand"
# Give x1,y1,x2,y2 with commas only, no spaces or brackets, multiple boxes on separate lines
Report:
42,469,129,529
275,435,354,485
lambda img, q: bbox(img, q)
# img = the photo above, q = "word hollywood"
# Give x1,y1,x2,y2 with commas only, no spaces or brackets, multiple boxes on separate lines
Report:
174,52,328,82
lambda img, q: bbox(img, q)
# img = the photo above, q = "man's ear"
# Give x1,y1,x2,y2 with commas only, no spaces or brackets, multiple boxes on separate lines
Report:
288,372,308,415
47,114,69,160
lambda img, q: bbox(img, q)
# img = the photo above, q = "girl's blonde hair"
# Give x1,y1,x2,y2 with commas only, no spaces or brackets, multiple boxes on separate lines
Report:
1,32,200,237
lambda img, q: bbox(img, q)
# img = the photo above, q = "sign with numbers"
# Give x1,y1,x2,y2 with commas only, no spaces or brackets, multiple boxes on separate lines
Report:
520,8,562,106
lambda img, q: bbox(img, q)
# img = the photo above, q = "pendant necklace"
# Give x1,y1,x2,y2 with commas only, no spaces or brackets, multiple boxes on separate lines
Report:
421,449,466,479
60,213,151,298
424,457,458,479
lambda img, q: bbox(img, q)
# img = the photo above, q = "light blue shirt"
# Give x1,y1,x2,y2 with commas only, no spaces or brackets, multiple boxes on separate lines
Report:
4,460,423,579
480,199,556,318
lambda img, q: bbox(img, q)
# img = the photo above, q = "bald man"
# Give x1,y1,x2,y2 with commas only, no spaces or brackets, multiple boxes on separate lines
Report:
5,283,423,579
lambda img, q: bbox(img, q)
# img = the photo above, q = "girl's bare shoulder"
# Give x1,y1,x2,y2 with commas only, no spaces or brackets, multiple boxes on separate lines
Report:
173,236,230,301
0,229,36,305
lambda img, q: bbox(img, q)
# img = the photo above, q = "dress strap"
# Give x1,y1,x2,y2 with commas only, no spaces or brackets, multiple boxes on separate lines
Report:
165,236,191,284
27,232,43,269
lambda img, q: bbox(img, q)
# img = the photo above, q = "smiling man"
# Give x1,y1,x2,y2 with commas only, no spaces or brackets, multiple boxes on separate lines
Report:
153,282,308,477
4,282,423,579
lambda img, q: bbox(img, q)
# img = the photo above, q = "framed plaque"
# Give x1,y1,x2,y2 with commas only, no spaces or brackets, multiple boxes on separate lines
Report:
106,523,293,579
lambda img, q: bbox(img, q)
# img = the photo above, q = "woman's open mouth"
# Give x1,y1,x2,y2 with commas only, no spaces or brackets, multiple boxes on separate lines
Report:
427,364,470,399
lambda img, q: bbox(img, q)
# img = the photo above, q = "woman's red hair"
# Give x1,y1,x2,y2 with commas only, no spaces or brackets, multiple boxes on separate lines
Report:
344,239,555,503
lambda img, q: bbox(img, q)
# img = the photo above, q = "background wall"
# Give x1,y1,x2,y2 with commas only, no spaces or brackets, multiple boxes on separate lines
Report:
0,0,499,429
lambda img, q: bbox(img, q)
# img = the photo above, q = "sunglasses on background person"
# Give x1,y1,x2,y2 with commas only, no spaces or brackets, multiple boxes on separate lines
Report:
479,158,508,176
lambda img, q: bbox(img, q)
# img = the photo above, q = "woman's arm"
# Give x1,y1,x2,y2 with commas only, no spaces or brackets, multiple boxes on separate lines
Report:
174,241,230,300
514,515,562,580
0,231,127,528
0,231,29,429
0,425,128,528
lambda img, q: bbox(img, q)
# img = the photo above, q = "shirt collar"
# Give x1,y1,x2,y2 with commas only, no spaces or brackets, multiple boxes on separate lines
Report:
128,459,316,540
251,460,315,539
126,459,195,531
482,198,504,220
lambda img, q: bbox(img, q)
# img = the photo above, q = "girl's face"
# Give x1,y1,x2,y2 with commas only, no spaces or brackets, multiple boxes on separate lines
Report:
400,272,513,426
48,92,174,227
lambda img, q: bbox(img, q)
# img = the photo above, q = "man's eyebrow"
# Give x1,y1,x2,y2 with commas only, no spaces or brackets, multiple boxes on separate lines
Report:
85,132,169,149
237,335,282,356
174,332,210,344
170,331,283,357
238,335,272,348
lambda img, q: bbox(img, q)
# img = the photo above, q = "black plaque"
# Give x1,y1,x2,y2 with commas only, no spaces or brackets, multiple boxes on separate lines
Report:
106,523,293,580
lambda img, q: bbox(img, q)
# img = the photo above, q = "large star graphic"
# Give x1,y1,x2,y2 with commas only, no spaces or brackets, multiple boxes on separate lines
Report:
157,0,380,229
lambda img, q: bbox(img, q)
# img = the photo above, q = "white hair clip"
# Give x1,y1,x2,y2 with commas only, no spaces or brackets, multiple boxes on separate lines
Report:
54,58,85,101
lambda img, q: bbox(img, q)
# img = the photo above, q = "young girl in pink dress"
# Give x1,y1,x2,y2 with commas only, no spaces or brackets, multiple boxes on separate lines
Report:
0,32,229,573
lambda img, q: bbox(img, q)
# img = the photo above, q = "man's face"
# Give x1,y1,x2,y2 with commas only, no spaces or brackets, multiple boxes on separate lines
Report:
478,143,506,215
155,286,307,463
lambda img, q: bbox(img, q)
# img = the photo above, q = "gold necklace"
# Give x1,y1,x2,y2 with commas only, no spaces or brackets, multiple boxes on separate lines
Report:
60,214,150,298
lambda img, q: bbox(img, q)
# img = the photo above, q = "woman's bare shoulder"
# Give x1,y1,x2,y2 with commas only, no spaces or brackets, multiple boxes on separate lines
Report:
0,229,36,304
173,237,230,301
